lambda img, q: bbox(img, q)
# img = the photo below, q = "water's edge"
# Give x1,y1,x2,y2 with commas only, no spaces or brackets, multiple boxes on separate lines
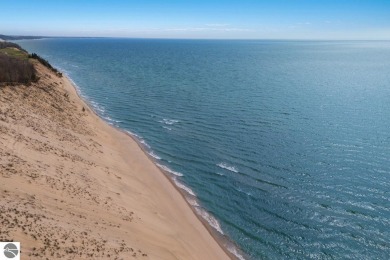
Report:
62,69,246,260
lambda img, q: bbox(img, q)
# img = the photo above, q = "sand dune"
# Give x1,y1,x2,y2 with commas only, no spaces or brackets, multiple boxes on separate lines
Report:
0,61,230,259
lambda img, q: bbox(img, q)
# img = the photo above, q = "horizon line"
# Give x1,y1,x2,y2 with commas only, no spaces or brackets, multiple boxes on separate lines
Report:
4,35,390,42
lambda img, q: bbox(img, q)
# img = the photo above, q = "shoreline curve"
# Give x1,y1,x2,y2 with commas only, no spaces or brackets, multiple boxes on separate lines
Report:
60,68,242,260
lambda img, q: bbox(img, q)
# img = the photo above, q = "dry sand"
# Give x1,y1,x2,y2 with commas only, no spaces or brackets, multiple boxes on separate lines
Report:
0,61,231,259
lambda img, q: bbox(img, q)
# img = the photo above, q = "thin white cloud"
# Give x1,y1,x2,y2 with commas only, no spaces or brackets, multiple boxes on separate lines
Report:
205,23,230,27
164,27,253,32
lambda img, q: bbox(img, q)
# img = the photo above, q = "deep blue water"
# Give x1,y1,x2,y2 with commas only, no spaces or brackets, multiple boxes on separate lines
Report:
18,39,390,259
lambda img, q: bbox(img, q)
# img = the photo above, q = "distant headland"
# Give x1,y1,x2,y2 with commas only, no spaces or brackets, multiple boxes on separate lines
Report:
0,34,45,41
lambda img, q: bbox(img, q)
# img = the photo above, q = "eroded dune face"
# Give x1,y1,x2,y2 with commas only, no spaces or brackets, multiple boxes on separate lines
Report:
0,63,230,260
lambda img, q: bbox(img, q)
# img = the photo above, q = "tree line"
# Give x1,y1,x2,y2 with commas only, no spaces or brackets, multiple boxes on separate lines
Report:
28,53,62,77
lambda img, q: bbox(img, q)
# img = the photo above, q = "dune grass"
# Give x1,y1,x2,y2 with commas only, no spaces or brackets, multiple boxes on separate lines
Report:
0,47,29,60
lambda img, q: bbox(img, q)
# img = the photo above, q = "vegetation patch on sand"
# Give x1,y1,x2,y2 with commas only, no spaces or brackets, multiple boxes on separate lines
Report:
0,47,29,60
0,41,62,85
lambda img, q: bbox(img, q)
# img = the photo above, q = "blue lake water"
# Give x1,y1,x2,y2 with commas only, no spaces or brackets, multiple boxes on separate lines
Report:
18,39,390,259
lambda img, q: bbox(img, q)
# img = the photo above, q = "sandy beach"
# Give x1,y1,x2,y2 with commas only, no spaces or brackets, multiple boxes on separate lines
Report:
0,61,231,259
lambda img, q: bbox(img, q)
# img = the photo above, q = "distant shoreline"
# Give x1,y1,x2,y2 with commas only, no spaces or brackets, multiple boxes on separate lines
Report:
5,35,390,42
0,34,45,41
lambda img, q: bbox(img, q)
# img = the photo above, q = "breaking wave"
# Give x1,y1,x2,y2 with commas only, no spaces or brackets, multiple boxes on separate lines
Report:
156,163,184,177
217,162,239,173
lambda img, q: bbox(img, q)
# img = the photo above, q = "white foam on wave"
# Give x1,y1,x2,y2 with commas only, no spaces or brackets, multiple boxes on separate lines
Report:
173,178,196,196
227,246,246,260
102,115,113,121
89,100,106,114
235,187,252,197
139,139,151,149
126,131,141,139
195,208,224,235
156,163,183,177
186,197,200,207
102,116,117,125
103,116,121,124
125,131,152,149
162,126,172,131
160,118,179,125
217,162,239,173
148,151,161,160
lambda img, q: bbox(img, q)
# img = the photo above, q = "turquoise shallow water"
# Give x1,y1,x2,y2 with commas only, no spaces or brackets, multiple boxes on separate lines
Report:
18,39,390,259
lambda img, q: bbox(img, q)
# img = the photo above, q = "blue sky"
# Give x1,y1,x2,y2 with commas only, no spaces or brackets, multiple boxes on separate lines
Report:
1,0,389,39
